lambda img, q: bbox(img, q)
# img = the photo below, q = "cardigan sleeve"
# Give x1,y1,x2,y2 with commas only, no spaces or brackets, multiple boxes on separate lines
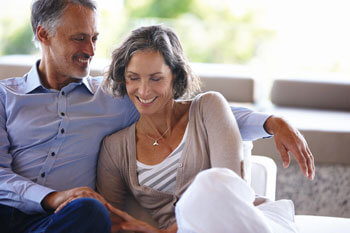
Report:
96,136,128,210
198,92,243,177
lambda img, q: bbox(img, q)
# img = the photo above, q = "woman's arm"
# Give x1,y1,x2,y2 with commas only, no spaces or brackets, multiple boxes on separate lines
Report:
200,92,243,177
96,137,128,210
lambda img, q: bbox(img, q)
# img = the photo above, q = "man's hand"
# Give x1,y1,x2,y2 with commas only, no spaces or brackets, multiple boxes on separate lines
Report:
41,187,107,213
264,116,315,180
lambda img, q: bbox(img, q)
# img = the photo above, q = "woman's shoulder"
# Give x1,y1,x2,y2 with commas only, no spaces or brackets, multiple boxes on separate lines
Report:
103,123,136,151
192,91,227,109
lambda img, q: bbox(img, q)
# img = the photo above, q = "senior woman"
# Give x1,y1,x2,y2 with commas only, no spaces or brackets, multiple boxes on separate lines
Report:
97,25,298,233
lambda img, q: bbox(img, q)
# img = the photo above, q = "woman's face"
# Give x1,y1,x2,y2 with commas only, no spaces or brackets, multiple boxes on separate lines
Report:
125,50,174,116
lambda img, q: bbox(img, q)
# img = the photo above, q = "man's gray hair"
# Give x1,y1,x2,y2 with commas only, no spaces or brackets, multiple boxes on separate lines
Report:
31,0,97,43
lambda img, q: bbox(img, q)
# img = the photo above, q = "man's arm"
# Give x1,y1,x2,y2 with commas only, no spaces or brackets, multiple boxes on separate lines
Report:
231,106,271,141
0,96,54,214
264,115,315,180
231,106,315,180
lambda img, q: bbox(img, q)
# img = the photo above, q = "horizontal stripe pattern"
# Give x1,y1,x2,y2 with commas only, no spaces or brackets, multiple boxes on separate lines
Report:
137,124,188,193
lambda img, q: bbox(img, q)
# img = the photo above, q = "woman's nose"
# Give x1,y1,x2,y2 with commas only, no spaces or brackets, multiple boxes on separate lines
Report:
138,79,150,96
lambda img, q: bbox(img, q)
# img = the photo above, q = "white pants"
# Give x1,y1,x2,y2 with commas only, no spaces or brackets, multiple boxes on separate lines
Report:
175,168,299,233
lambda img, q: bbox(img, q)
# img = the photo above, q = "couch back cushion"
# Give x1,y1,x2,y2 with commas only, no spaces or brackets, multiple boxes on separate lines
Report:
200,75,255,103
271,79,350,111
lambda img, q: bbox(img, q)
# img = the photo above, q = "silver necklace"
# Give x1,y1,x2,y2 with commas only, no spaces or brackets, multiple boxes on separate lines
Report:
146,127,170,146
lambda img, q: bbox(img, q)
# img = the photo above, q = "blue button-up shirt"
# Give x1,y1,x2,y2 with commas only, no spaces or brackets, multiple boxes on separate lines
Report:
0,61,270,214
0,61,139,213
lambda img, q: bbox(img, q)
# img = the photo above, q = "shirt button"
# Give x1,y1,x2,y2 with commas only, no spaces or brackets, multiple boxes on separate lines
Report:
41,172,45,178
61,91,65,96
179,163,183,168
51,152,55,156
60,112,65,117
61,129,65,134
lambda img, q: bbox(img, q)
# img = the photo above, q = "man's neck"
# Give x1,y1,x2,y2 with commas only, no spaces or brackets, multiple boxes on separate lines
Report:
38,59,81,90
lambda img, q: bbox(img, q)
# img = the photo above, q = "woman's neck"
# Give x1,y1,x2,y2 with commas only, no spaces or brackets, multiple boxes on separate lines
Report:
137,101,177,138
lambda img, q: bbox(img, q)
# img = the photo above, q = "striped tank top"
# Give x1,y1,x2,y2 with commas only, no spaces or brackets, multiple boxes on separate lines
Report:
137,125,189,193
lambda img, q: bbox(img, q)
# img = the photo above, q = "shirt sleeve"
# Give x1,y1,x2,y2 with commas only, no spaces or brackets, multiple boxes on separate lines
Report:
0,93,54,214
96,136,128,210
126,96,140,126
230,106,272,141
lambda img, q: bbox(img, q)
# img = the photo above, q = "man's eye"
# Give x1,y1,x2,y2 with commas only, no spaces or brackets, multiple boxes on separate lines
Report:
74,37,84,41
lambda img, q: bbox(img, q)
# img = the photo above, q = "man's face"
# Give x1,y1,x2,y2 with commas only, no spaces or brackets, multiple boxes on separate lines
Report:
45,4,99,79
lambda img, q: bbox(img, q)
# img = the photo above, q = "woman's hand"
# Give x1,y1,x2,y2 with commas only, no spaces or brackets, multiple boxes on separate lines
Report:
106,203,175,233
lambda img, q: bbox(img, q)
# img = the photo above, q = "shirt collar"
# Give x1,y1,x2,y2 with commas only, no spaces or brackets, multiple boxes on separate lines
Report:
24,60,43,93
81,78,95,94
24,59,95,94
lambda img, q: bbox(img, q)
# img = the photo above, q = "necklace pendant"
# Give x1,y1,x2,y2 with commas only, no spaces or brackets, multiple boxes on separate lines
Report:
153,140,159,146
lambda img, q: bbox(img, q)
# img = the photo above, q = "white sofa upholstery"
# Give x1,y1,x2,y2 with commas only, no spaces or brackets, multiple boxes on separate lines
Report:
296,215,350,233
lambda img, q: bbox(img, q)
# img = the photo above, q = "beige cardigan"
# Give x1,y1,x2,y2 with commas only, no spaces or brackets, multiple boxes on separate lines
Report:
97,91,243,229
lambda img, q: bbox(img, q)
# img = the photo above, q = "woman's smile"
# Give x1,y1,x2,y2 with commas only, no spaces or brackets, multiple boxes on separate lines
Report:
137,96,158,104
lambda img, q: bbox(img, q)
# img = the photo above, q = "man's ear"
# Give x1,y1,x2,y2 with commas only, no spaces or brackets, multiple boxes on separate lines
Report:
36,25,50,45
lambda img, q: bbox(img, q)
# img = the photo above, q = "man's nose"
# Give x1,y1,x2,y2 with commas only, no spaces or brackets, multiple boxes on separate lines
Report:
83,40,95,57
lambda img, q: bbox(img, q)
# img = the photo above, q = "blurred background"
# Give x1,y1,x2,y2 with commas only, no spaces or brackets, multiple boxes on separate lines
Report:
1,0,350,81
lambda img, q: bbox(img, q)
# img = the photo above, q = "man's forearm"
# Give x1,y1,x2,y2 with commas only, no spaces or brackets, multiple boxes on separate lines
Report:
230,106,272,140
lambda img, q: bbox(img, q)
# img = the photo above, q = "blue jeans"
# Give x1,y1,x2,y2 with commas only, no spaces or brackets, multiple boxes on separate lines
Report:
0,197,111,233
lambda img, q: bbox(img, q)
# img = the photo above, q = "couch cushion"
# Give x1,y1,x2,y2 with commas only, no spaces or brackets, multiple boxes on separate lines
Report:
200,75,254,103
190,63,255,103
271,79,350,111
0,55,33,79
295,215,350,233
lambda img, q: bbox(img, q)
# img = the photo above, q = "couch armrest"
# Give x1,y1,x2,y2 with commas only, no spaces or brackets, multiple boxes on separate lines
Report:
295,215,350,233
251,155,277,200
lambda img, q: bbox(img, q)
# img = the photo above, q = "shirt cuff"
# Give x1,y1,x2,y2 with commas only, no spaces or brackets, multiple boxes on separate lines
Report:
24,183,55,213
241,112,273,141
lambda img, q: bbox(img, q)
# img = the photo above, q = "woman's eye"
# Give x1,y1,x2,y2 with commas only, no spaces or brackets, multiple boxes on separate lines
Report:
151,77,162,81
129,76,139,81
